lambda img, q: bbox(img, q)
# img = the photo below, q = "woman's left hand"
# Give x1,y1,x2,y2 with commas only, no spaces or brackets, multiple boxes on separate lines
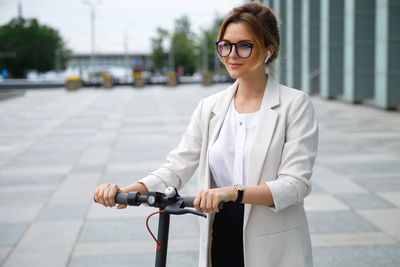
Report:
194,187,237,213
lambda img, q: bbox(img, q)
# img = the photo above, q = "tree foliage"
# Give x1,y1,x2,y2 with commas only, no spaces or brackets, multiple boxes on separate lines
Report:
150,15,225,75
172,15,197,75
150,27,169,73
199,16,225,73
0,17,71,78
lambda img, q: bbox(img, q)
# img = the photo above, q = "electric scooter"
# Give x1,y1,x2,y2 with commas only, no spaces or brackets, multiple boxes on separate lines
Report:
95,187,223,267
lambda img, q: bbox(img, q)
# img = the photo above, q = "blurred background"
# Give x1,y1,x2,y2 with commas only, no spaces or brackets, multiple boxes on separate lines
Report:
0,0,399,267
0,0,398,109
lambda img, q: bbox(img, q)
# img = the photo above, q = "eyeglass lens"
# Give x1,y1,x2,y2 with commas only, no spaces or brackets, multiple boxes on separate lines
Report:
216,40,253,59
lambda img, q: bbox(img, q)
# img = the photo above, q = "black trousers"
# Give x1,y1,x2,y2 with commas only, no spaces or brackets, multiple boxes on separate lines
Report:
211,201,245,267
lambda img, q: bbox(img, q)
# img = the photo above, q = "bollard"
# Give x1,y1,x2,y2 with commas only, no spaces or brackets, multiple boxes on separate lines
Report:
166,71,178,87
65,76,83,91
202,71,213,86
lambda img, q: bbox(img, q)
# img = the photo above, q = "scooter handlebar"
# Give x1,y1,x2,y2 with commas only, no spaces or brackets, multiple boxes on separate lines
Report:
96,191,223,210
182,196,224,210
115,192,129,205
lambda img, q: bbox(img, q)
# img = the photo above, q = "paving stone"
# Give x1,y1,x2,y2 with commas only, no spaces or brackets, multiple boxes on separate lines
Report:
313,244,400,267
10,152,80,167
48,172,101,204
0,165,71,177
69,251,198,267
100,172,144,186
72,238,198,257
357,209,400,241
3,251,73,267
104,162,161,174
87,202,156,219
307,211,378,234
2,220,82,267
313,177,367,194
0,246,13,266
311,232,396,247
77,146,113,166
0,204,43,223
0,186,54,206
351,176,400,192
37,203,89,220
90,132,117,146
0,223,30,246
304,194,349,211
0,174,65,187
169,215,200,239
334,193,395,209
329,160,400,176
310,183,325,194
376,192,400,208
69,253,157,267
78,218,156,242
311,164,342,180
70,164,105,173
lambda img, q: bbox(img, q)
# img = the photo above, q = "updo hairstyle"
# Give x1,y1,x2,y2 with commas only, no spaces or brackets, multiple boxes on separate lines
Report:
217,2,280,65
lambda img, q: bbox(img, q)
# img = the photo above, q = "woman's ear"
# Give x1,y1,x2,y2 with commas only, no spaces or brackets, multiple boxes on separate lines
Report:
265,50,271,63
264,45,275,64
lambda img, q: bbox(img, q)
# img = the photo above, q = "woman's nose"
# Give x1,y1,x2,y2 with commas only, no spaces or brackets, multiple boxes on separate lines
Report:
229,46,240,59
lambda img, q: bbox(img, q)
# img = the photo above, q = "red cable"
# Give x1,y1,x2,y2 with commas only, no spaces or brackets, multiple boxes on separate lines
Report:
146,210,165,251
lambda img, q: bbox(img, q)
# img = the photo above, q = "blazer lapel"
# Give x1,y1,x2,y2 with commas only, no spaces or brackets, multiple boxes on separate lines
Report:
243,77,280,230
208,80,239,145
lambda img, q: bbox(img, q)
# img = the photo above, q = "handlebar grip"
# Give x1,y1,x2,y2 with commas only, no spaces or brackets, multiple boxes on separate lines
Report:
115,192,129,204
182,196,224,210
182,196,196,208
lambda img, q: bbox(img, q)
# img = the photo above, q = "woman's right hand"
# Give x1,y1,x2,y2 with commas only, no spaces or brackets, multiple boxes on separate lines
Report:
94,182,149,209
94,184,127,209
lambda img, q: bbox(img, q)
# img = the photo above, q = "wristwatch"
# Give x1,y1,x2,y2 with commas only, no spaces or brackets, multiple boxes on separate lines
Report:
234,184,245,203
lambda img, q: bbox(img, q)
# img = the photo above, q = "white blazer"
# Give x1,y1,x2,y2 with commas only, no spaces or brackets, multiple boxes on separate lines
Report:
140,77,318,267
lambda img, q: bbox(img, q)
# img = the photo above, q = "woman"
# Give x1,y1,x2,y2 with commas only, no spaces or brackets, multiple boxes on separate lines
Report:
94,2,318,267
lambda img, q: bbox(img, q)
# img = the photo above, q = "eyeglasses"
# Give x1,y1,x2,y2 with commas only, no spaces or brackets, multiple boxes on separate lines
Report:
215,40,255,59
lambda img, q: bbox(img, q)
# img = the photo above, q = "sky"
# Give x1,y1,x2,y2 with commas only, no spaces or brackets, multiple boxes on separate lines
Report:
0,0,245,55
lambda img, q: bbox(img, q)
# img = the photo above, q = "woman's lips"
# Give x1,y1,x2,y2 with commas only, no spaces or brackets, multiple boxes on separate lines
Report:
228,63,243,69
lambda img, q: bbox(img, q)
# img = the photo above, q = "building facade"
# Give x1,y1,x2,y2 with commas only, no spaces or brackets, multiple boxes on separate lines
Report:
261,0,399,110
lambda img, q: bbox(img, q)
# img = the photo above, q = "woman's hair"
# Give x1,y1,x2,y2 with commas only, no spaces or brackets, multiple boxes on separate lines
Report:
217,2,280,65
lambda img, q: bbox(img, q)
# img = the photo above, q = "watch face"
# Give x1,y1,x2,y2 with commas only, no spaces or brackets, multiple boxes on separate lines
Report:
235,184,244,191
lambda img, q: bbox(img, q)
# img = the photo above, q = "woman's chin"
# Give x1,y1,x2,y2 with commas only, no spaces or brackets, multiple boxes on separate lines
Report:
228,71,242,79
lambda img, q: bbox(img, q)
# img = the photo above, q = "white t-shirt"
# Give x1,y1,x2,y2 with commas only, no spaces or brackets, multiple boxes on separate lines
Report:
209,100,259,188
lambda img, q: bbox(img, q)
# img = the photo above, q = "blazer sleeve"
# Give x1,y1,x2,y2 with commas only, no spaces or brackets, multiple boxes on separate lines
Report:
265,93,318,212
138,99,204,193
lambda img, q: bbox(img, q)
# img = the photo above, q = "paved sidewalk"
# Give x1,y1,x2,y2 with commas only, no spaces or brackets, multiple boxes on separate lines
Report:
0,85,399,267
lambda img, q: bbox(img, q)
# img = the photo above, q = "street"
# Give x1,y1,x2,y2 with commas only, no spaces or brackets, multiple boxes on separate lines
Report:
0,84,399,266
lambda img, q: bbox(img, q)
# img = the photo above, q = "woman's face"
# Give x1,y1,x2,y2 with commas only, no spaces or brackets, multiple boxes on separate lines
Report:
220,22,264,79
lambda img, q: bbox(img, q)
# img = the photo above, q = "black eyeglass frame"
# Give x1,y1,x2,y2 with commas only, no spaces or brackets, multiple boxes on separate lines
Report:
215,40,255,59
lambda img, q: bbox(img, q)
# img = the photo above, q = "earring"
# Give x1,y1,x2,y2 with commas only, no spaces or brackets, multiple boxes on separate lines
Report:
265,50,271,63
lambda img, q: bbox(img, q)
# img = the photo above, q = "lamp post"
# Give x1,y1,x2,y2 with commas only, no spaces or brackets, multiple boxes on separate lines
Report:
83,0,101,73
168,40,174,72
124,21,135,82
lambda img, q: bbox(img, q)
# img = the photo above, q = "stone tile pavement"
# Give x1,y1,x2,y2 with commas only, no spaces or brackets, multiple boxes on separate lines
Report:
0,85,399,267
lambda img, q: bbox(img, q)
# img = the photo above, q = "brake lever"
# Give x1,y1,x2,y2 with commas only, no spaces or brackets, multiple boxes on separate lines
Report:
164,205,207,218
163,198,207,218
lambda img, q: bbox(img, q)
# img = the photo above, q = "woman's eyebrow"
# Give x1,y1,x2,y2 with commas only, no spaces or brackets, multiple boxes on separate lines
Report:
223,39,254,43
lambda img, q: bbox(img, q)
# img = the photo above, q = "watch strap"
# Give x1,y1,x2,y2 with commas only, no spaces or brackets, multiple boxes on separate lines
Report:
234,184,244,203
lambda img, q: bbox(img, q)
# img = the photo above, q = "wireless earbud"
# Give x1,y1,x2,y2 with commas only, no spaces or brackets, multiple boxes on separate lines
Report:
265,50,271,63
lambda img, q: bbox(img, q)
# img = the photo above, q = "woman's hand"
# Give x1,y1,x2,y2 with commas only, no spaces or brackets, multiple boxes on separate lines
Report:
194,187,237,213
94,182,148,209
94,184,127,209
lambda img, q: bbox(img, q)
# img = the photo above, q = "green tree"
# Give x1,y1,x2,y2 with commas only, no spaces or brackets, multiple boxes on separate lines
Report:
150,27,169,73
171,15,197,75
198,16,225,73
0,17,71,78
